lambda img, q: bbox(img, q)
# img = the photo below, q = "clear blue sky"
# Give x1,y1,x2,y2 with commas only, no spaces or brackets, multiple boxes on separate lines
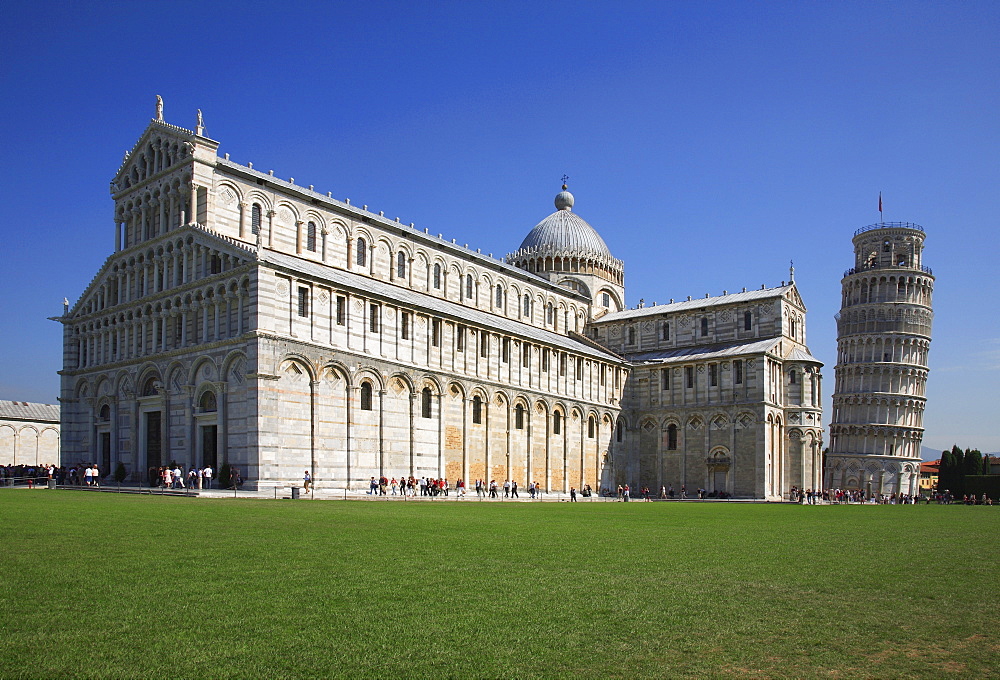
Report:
2,1,997,455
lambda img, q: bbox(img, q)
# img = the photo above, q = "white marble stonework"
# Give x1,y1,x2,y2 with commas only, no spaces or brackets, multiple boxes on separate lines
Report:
59,106,824,498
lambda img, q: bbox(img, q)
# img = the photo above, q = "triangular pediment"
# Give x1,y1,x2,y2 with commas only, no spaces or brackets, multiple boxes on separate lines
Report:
111,119,218,196
784,283,806,311
65,224,256,321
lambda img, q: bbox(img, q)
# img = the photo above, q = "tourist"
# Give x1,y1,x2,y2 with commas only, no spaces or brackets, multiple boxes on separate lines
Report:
203,465,213,489
303,470,312,492
511,480,519,498
570,487,577,502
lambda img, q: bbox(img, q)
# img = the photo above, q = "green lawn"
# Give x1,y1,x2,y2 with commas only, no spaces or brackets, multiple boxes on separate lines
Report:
0,493,996,679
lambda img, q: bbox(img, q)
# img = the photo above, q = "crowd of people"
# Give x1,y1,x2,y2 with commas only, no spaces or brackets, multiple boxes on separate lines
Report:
357,476,562,499
0,463,102,487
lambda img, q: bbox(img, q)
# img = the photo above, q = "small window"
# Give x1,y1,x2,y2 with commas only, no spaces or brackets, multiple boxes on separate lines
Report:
480,332,489,358
685,366,694,388
396,251,406,279
559,353,567,376
360,383,373,411
667,423,678,450
661,367,670,390
400,311,410,340
421,387,432,418
432,319,441,347
628,327,636,345
523,294,531,318
99,404,111,421
701,317,709,337
502,338,510,363
522,343,531,367
251,203,262,235
369,303,379,333
472,396,482,424
602,292,610,307
210,254,221,274
306,221,317,252
553,411,562,435
356,238,367,267
199,391,217,412
883,240,891,252
576,358,584,381
600,365,606,386
297,287,309,317
710,364,718,387
734,360,743,384
661,323,669,340
790,319,797,338
456,325,465,352
433,264,442,289
336,296,346,325
541,349,549,372
495,284,503,309
515,404,525,429
546,303,554,325
615,421,623,443
789,369,797,385
465,274,473,300
587,415,595,438
744,311,752,331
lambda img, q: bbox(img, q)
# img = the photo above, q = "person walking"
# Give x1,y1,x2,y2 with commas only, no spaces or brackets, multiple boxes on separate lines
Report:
511,480,519,498
570,487,577,502
303,470,312,493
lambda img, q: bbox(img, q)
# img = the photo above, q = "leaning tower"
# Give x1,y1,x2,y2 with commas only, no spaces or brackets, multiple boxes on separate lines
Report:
826,222,934,497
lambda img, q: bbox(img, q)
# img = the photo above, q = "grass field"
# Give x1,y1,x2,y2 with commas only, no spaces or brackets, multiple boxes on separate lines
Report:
0,493,996,679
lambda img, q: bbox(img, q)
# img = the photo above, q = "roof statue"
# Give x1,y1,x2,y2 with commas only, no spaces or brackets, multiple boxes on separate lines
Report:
155,95,163,121
196,109,204,135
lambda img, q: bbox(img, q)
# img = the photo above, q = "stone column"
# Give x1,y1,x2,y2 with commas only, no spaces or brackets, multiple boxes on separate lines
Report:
238,202,247,239
189,185,199,225
266,210,275,248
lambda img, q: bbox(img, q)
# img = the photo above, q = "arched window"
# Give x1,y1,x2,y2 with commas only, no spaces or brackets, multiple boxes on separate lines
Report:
356,238,367,267
495,284,503,309
421,387,432,418
396,251,406,279
306,221,317,252
587,415,595,438
433,263,442,289
616,420,623,442
199,391,217,412
99,404,111,421
553,411,562,435
701,317,709,337
523,294,531,318
360,382,373,411
251,203,262,235
790,318,797,338
744,311,752,331
141,376,160,397
472,395,482,424
667,423,678,450
515,404,525,430
546,303,554,325
465,274,473,300
789,369,797,384
628,327,636,344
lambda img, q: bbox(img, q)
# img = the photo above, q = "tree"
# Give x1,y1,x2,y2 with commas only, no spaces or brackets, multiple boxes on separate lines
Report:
964,448,983,477
952,445,965,494
113,461,128,483
984,454,993,476
938,449,954,492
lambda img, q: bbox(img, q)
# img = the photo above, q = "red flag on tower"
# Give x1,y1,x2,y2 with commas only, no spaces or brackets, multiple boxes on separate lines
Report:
878,192,883,215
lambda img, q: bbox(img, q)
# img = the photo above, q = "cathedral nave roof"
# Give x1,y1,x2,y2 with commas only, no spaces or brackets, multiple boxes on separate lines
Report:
597,284,797,322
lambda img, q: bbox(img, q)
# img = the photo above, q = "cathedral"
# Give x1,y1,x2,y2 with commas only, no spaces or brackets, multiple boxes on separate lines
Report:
58,102,824,498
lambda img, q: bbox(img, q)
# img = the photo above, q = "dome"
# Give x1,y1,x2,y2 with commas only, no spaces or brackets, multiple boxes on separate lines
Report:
515,188,613,260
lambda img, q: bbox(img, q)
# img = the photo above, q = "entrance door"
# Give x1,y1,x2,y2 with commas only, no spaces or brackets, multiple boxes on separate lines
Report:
100,432,111,477
713,469,726,493
146,411,161,485
202,425,218,469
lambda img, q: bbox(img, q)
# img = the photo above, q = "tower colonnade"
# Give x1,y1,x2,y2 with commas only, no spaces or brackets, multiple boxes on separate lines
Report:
826,223,933,496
